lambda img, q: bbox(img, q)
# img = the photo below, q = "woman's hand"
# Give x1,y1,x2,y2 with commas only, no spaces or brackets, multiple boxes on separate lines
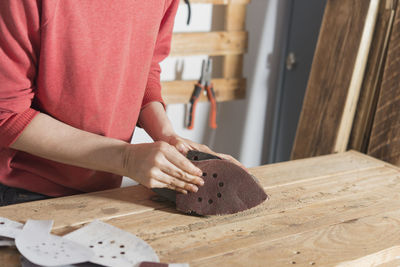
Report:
122,141,204,194
164,135,247,170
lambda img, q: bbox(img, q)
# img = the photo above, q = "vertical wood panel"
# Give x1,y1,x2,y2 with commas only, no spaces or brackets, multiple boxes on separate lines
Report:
223,4,246,78
368,0,400,166
349,1,396,152
291,0,370,160
333,0,380,153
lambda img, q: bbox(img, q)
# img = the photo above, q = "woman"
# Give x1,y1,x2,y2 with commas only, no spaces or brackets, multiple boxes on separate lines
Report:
0,0,241,206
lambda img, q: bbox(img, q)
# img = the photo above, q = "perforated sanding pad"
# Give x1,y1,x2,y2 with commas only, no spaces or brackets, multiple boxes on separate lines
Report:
176,157,268,215
153,151,268,215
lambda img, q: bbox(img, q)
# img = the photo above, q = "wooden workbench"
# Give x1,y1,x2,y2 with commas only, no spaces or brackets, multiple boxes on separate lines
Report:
1,151,400,266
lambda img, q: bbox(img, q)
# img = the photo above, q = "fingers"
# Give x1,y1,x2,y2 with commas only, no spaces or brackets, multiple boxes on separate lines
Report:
159,143,203,177
160,159,204,187
189,142,214,155
148,168,197,193
149,141,203,193
173,139,191,154
168,137,247,171
184,140,246,170
167,136,193,155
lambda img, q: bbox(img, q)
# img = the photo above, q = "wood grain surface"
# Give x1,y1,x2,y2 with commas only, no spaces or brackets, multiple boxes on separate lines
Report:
170,31,248,57
223,4,246,79
2,151,400,266
291,0,369,160
162,78,246,104
333,0,380,153
368,0,400,167
349,0,396,152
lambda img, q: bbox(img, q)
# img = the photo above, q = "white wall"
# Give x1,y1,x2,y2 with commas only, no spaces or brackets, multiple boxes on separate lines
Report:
131,0,289,167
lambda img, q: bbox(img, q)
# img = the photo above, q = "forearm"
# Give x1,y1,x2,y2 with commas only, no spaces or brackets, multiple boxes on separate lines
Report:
10,112,203,193
138,102,176,141
10,113,128,176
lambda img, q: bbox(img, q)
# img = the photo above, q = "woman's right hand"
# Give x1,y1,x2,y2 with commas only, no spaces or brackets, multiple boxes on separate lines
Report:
122,141,204,194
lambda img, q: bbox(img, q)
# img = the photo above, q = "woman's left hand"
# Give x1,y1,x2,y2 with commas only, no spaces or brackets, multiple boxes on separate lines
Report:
164,135,247,170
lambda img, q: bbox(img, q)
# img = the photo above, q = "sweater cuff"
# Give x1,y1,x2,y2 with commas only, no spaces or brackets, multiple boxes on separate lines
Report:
0,108,39,147
141,78,166,110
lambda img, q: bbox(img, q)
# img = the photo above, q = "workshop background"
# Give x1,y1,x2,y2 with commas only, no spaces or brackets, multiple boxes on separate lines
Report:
5,1,400,265
132,0,326,169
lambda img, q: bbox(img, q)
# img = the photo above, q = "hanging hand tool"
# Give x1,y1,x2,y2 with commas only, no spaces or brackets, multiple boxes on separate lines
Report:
184,0,191,25
186,59,217,130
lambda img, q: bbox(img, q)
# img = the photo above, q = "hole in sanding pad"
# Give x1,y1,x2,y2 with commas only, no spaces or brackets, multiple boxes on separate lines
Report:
198,197,202,202
219,182,224,187
208,199,213,204
217,193,222,198
213,173,218,178
203,172,207,176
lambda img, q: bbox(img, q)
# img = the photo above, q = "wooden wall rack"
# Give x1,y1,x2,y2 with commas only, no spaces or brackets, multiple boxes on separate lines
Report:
161,0,250,104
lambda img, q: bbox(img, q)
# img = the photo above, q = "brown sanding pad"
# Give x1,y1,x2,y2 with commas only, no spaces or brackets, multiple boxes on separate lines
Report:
176,159,268,215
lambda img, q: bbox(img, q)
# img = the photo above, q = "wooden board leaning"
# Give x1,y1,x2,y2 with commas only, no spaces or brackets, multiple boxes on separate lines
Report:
368,0,400,166
291,0,370,160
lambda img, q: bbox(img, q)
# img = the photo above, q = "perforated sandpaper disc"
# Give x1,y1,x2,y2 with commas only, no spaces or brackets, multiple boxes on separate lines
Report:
176,159,268,215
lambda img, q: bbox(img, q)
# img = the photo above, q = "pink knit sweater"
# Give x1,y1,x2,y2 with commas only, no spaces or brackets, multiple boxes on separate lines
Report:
0,0,179,196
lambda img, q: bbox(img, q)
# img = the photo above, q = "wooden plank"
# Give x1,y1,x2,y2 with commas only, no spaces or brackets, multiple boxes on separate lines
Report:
0,186,165,230
0,152,383,230
251,150,385,189
223,5,246,79
135,168,400,263
337,246,400,267
349,1,396,152
0,248,19,267
170,31,247,57
45,167,399,265
1,152,398,265
224,4,246,31
102,165,399,240
193,209,400,267
334,0,380,153
180,0,250,4
291,0,370,160
368,0,400,167
162,78,246,104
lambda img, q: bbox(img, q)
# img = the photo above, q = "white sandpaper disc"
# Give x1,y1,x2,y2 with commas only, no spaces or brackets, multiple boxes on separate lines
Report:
64,220,159,267
16,220,94,266
0,216,23,239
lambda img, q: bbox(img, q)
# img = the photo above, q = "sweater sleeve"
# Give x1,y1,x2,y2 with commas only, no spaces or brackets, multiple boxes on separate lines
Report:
0,0,43,147
141,0,180,109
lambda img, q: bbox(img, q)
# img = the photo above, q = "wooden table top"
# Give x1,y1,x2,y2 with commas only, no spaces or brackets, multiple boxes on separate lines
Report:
1,151,400,266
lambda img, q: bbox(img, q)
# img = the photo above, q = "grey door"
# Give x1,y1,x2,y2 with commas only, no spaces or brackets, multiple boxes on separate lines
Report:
270,0,327,163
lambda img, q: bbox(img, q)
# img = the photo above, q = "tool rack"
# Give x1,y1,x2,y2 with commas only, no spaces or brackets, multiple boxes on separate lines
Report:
161,0,250,104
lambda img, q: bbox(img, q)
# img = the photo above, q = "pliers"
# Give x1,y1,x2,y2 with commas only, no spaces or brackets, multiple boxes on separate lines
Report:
186,59,217,130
